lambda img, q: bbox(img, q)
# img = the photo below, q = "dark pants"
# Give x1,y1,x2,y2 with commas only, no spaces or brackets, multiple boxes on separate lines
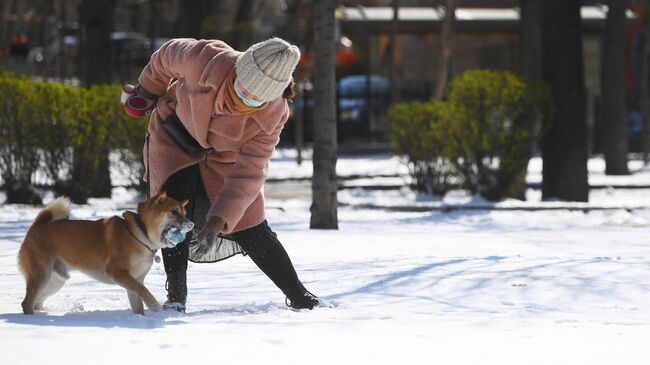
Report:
160,164,304,303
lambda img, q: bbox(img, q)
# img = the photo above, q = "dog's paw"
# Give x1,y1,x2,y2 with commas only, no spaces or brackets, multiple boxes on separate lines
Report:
21,301,34,315
147,301,162,312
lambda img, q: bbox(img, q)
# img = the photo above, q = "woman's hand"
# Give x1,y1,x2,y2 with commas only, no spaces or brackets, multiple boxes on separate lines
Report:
121,84,157,118
193,216,226,257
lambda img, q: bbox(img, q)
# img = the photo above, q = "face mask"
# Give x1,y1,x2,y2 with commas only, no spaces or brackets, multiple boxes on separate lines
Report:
234,78,264,108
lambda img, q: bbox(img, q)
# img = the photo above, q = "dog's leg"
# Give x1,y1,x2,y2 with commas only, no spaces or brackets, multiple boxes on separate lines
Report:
127,290,145,315
22,268,51,315
35,271,67,311
35,259,69,311
127,274,147,315
111,271,161,313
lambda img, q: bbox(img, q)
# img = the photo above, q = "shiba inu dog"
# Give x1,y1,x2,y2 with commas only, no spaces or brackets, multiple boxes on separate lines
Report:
17,192,193,315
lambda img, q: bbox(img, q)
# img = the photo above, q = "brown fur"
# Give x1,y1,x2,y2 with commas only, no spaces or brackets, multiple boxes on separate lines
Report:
17,192,190,315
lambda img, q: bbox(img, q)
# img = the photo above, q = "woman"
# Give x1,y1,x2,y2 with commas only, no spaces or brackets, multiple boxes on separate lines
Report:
124,37,319,312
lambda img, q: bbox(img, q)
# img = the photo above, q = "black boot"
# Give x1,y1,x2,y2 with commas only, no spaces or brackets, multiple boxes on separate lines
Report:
285,280,320,310
162,242,188,312
159,164,207,313
248,242,320,310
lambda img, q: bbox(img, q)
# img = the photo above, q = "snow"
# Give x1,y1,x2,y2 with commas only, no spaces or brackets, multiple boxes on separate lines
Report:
1,151,650,364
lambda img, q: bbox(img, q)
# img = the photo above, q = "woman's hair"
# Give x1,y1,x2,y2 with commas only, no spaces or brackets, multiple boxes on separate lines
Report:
283,80,297,101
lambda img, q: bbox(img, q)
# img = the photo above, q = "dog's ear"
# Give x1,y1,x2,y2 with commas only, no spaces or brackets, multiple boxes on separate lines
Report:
180,200,189,208
154,191,167,204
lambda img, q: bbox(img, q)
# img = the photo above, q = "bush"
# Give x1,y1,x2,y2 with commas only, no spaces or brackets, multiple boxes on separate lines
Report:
0,74,44,204
387,69,550,201
32,80,80,193
0,72,148,204
387,101,455,195
442,70,549,200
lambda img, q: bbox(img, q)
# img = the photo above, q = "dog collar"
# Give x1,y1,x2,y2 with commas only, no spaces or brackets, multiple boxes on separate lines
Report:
122,212,157,254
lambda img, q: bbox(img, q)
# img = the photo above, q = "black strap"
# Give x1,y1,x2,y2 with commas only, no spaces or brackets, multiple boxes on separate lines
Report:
162,111,205,154
123,213,157,254
134,213,150,240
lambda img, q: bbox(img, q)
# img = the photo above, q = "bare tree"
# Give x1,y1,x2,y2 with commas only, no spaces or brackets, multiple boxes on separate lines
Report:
434,0,457,100
520,0,542,83
175,0,214,38
310,0,338,229
1,0,15,46
277,0,302,44
641,0,650,165
384,0,401,102
520,0,543,161
39,0,54,78
541,0,589,202
72,0,114,202
231,0,255,50
147,0,160,54
79,0,112,85
601,0,630,175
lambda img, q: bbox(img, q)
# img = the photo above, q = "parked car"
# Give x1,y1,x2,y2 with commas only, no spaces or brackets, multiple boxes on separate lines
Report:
338,74,390,123
626,109,645,153
338,74,390,140
27,32,167,79
281,74,391,145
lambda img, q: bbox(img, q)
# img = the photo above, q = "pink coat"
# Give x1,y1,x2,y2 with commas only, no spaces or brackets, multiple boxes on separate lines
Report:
138,38,289,234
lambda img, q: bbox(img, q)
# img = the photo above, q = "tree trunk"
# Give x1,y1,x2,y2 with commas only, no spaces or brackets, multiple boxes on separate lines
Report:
601,0,630,175
520,0,542,82
76,0,113,201
56,0,67,80
386,0,401,103
517,0,543,198
147,0,159,55
310,0,338,229
641,0,650,165
231,0,255,50
1,0,14,47
434,0,457,100
79,0,113,86
12,0,26,38
40,0,54,79
277,0,302,43
175,0,213,39
541,0,589,202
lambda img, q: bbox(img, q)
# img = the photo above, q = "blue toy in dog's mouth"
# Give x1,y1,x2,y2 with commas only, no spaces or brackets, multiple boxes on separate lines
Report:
164,227,185,245
162,220,194,247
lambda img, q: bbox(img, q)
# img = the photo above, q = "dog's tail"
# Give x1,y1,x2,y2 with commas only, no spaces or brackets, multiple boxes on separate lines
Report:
18,197,71,278
32,197,71,226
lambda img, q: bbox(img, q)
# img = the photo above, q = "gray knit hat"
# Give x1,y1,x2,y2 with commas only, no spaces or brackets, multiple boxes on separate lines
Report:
235,37,301,102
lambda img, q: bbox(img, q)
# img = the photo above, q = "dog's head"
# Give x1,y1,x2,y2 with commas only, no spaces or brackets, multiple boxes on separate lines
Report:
138,192,194,249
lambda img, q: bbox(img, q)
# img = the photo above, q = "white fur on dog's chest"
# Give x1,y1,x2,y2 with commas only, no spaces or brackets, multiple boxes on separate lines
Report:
82,270,115,284
77,256,152,285
131,256,154,278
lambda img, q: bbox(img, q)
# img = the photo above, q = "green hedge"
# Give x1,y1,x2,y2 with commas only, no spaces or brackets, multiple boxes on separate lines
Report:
0,72,148,204
0,73,42,203
387,69,550,201
386,101,455,195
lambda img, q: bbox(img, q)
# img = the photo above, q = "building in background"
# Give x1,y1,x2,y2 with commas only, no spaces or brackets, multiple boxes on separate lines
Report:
0,0,643,149
336,4,636,146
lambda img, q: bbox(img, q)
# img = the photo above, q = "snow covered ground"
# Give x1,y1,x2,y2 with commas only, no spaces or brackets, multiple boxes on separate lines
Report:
1,151,650,364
